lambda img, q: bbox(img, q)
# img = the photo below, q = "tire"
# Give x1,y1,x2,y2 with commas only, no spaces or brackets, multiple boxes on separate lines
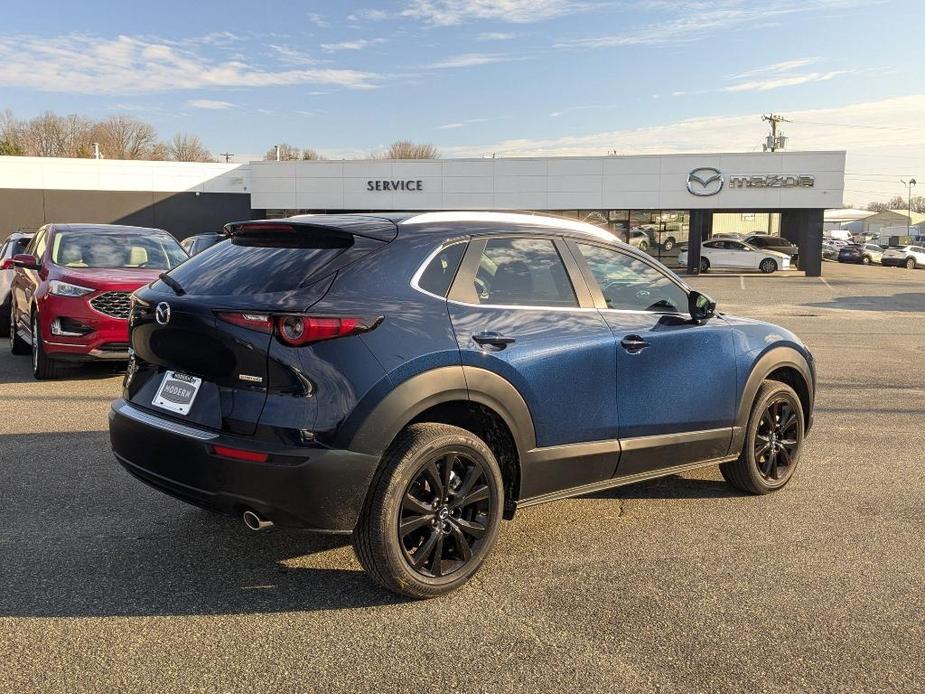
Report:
353,423,504,599
31,312,66,379
638,241,648,252
862,255,871,265
759,258,778,274
0,297,10,338
720,381,804,495
699,257,710,273
906,257,916,270
10,302,29,355
662,237,675,252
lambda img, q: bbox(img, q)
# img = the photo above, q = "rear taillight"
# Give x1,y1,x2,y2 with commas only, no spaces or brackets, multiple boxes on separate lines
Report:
216,312,273,333
217,311,381,346
0,258,13,270
277,316,362,346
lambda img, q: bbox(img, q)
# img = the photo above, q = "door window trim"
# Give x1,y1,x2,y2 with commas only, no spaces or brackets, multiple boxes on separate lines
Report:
410,237,470,300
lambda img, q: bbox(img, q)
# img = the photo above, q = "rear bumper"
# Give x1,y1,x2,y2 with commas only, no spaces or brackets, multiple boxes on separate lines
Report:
880,258,907,267
109,399,380,533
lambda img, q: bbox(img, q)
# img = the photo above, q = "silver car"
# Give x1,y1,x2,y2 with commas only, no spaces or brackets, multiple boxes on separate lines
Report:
1,231,35,336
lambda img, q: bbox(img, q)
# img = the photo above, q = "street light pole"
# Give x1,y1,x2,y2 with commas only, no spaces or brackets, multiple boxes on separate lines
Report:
901,178,917,235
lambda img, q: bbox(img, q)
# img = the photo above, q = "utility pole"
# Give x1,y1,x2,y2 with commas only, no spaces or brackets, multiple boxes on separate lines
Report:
92,142,102,159
761,114,790,152
275,144,281,162
901,178,917,234
219,152,234,163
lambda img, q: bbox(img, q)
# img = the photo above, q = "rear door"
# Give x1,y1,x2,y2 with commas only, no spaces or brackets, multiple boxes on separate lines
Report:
447,235,618,497
568,241,737,477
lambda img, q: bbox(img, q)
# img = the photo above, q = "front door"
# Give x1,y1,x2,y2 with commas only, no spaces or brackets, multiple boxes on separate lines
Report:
447,235,618,498
569,241,737,477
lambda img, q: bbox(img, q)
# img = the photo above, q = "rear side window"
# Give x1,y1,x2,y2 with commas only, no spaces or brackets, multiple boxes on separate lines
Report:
417,242,465,297
467,238,577,307
163,230,363,296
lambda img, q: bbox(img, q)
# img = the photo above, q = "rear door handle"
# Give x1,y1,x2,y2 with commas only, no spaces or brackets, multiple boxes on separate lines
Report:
620,335,649,353
473,332,516,349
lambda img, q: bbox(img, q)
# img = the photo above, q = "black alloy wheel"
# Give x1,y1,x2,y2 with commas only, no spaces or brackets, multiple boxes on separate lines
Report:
753,398,800,483
354,423,503,599
399,451,491,578
699,257,710,273
720,380,804,494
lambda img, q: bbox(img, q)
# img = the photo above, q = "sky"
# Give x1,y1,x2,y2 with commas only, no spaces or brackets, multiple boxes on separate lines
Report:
1,0,924,205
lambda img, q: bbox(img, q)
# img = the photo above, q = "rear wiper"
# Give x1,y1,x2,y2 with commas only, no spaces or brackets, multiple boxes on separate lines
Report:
158,272,186,296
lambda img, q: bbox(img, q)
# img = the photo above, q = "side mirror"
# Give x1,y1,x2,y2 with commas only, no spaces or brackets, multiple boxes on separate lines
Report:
12,253,39,270
688,290,716,323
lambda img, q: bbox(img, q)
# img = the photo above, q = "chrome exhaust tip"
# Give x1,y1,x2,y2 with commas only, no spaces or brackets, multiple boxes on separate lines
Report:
243,509,273,531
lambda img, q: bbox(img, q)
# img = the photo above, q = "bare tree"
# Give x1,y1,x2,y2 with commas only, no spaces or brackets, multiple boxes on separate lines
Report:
93,116,158,160
867,196,925,214
0,109,25,155
20,111,95,157
167,133,214,162
264,143,301,161
371,140,440,159
301,148,324,160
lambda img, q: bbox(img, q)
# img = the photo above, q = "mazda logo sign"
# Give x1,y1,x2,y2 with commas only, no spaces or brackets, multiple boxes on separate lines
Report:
687,167,724,196
155,302,171,325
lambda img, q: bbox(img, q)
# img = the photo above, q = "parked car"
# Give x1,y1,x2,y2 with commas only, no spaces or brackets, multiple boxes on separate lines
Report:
679,238,791,273
109,211,815,599
880,245,925,269
827,239,850,249
181,232,225,256
838,243,883,265
627,229,652,252
821,241,839,261
825,229,852,242
8,223,188,379
743,234,799,260
711,232,746,240
1,231,35,336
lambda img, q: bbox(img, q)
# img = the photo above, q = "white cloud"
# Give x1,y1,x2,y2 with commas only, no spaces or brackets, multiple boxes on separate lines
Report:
402,0,590,25
556,1,874,49
440,96,925,201
436,117,491,129
722,70,849,92
477,32,516,40
428,52,513,68
320,38,387,51
187,98,236,109
729,58,820,80
0,34,381,93
306,12,329,27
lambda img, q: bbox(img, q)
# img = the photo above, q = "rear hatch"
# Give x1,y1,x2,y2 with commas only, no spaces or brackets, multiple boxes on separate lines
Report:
126,216,397,436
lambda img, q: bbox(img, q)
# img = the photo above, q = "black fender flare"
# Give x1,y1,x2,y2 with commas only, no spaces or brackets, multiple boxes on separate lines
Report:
344,365,536,459
731,346,814,453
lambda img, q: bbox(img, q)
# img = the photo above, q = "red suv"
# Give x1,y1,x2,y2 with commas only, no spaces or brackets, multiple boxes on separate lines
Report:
9,223,188,379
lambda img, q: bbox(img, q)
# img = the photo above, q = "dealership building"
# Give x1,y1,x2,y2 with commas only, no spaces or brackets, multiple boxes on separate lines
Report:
0,150,845,276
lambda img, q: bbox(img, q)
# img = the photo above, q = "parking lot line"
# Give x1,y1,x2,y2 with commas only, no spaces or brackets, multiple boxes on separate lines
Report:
739,275,746,291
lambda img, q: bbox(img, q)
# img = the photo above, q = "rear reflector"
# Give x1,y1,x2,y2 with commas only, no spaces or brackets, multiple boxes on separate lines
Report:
212,445,269,463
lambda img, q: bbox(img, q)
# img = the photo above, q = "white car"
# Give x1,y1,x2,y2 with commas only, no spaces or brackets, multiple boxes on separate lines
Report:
679,239,791,274
881,245,925,269
1,231,35,336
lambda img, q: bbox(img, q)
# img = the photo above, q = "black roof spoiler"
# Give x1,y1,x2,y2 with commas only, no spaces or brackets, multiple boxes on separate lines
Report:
223,215,399,243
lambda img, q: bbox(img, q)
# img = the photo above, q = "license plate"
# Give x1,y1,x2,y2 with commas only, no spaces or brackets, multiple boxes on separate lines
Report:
153,371,202,415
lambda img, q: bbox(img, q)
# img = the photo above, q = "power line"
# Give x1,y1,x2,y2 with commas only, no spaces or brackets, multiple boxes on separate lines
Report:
791,119,925,133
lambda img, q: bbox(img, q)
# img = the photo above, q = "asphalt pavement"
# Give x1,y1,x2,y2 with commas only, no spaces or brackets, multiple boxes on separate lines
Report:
1,262,923,692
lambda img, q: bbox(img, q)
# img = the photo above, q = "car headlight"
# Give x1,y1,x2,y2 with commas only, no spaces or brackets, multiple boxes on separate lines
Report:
48,280,94,297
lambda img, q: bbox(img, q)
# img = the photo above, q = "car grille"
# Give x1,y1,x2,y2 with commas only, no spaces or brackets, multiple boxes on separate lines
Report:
90,291,132,319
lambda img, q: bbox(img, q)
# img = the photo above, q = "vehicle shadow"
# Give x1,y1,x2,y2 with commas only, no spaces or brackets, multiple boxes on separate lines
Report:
806,292,925,313
0,354,123,384
0,431,406,618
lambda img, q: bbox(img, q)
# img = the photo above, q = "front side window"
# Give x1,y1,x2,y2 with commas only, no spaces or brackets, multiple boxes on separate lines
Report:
577,243,688,313
469,238,577,307
51,232,187,270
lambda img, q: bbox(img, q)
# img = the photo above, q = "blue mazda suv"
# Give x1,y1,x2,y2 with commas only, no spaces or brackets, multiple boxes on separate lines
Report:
109,212,815,598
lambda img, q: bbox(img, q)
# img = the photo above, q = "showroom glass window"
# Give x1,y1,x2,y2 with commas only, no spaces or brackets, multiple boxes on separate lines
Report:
577,243,688,313
471,238,578,307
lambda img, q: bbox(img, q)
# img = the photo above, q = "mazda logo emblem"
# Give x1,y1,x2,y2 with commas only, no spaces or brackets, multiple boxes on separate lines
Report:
155,302,171,325
687,167,724,196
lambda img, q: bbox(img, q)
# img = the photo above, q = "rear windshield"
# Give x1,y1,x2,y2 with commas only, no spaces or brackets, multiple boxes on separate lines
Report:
52,232,186,270
162,233,354,295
